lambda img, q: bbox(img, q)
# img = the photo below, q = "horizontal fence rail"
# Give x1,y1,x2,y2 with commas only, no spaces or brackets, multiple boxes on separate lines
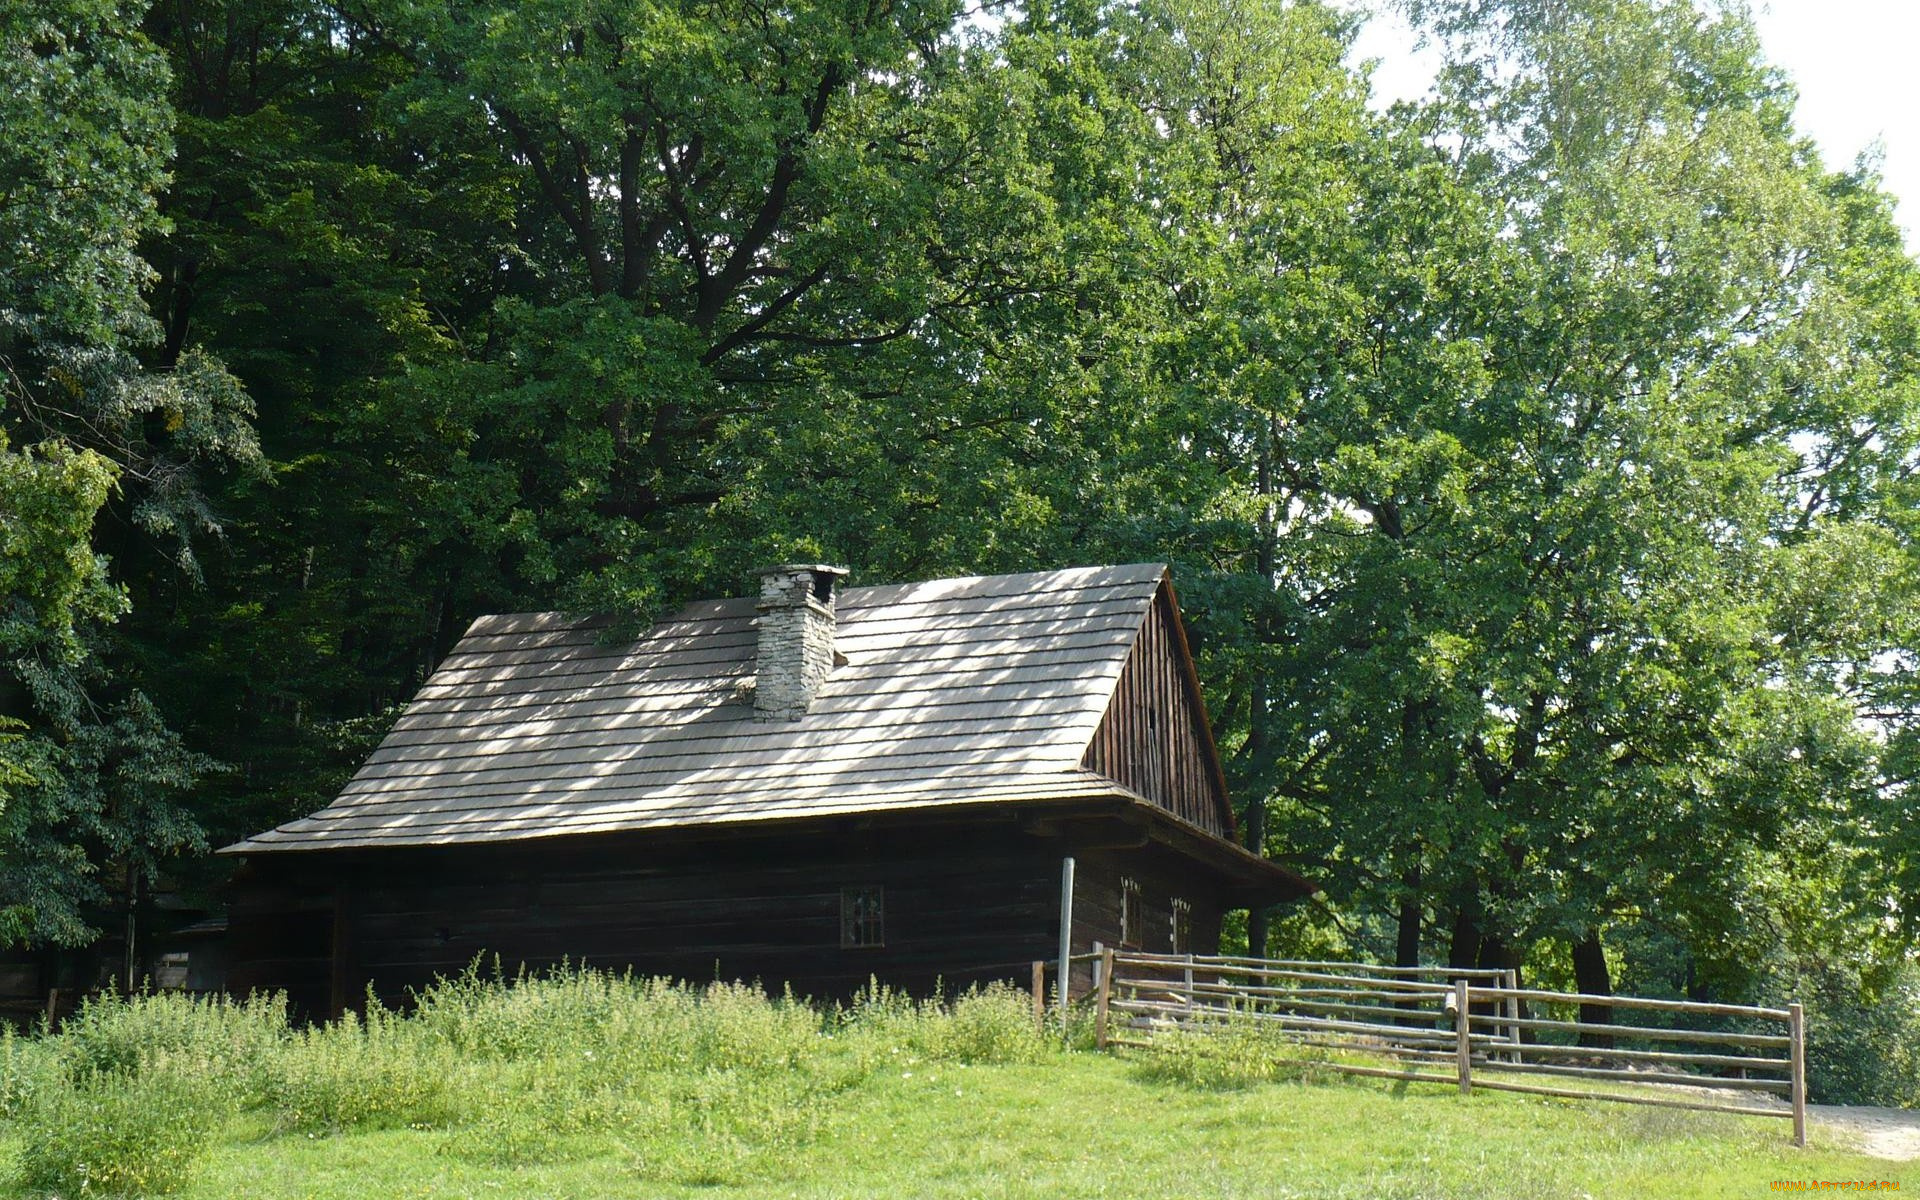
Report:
1089,950,1807,1147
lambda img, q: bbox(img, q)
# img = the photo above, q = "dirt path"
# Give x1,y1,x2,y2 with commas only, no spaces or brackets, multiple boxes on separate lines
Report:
1810,1105,1920,1160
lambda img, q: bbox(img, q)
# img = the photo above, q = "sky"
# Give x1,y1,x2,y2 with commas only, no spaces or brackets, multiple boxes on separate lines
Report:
1348,1,1920,248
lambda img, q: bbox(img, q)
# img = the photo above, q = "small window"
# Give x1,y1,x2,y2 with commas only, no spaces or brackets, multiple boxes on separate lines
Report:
1120,877,1144,949
1171,898,1192,954
840,885,884,948
155,952,190,991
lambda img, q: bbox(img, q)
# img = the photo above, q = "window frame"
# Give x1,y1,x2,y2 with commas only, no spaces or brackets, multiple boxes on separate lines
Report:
1170,897,1192,954
840,884,885,949
1120,876,1144,949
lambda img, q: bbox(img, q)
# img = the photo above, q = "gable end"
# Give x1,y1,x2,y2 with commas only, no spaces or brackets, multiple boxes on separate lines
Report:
1081,579,1235,839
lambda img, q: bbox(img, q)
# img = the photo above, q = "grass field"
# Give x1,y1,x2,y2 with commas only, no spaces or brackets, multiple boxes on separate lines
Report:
0,971,1902,1199
168,1062,1899,1200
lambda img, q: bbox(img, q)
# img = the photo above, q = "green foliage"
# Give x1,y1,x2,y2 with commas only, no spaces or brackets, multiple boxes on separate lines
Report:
411,961,822,1071
0,977,1898,1197
1140,0,1920,1013
1,991,285,1195
56,989,288,1096
264,1004,455,1133
0,434,124,945
1765,962,1920,1108
0,0,170,351
13,1067,225,1197
2,0,1911,1103
0,0,257,949
1129,1016,1333,1091
410,967,1042,1177
835,979,1049,1066
0,1026,63,1124
933,984,1051,1065
0,437,121,665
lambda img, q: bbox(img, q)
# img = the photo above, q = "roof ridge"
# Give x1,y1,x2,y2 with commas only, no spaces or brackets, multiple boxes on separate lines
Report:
457,563,1168,630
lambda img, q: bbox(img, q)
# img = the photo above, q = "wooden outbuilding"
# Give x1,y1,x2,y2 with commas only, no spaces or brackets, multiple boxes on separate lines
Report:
223,563,1312,1016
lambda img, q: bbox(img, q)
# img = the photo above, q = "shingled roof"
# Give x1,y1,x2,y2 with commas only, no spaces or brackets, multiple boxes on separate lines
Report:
230,563,1201,852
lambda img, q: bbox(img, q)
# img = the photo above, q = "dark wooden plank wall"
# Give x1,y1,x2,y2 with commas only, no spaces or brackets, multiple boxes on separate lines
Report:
226,889,332,1016
1065,846,1227,993
230,825,1068,1017
1081,590,1231,838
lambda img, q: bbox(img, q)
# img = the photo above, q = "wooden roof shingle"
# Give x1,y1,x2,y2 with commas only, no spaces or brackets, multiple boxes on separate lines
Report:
227,563,1178,852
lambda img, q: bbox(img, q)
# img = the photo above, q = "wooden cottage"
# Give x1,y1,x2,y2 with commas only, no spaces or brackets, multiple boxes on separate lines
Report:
223,564,1312,1016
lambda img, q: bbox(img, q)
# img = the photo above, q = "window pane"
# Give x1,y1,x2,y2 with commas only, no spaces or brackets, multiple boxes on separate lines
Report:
841,885,884,948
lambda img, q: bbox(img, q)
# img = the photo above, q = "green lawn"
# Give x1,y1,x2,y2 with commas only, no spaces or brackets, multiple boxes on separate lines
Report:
11,1053,1896,1200
2,979,1902,1199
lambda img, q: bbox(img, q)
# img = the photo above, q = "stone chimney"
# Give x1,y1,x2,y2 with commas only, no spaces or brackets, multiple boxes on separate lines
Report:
752,564,848,721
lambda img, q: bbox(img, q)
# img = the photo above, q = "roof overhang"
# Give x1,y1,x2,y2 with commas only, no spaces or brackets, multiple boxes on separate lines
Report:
223,785,1316,907
1021,792,1316,906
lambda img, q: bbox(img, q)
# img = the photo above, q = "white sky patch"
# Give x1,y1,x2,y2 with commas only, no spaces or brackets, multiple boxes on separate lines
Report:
1343,0,1920,248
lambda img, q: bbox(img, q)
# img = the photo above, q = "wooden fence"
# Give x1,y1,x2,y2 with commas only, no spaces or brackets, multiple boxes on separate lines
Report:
1044,949,1807,1147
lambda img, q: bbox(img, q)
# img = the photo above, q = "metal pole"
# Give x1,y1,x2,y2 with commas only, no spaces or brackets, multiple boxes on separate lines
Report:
1057,856,1075,1031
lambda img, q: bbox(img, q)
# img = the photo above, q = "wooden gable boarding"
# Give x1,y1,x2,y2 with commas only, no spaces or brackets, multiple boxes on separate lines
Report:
1081,581,1235,840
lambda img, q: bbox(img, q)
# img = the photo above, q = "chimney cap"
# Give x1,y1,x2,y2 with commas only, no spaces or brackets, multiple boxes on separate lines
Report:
753,563,849,579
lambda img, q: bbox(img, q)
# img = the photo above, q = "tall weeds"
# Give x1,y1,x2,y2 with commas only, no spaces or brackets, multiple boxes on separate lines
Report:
0,965,1054,1194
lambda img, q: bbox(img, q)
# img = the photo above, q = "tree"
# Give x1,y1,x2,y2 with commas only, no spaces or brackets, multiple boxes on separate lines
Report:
1195,0,1920,1011
0,0,251,947
129,0,1189,848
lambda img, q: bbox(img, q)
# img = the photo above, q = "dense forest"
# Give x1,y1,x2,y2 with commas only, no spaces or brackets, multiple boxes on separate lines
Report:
3,0,1917,1098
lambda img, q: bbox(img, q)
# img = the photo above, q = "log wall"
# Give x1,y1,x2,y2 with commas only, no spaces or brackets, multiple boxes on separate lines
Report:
227,818,1240,1020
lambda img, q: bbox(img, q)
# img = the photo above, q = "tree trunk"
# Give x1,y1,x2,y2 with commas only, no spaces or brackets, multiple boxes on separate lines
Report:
1476,931,1507,974
1446,896,1481,971
1395,875,1422,969
1572,932,1614,1049
1243,435,1279,963
1243,716,1268,959
1394,872,1424,1025
1243,696,1268,959
123,868,141,993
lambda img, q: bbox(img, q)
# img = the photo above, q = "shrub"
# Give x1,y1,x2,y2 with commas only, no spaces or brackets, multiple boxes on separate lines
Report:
436,1056,637,1167
1130,1013,1330,1090
930,983,1048,1064
1791,963,1920,1107
412,963,821,1076
412,958,628,1061
265,1003,454,1132
13,1067,224,1197
438,1074,599,1167
57,989,288,1100
679,981,821,1072
835,978,930,1041
0,1025,64,1123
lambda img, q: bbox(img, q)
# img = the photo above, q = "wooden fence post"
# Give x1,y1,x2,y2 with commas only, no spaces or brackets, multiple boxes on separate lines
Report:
1503,969,1522,1063
1455,979,1472,1096
1096,946,1115,1050
1032,961,1046,1035
1184,953,1195,1012
1790,1002,1807,1148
